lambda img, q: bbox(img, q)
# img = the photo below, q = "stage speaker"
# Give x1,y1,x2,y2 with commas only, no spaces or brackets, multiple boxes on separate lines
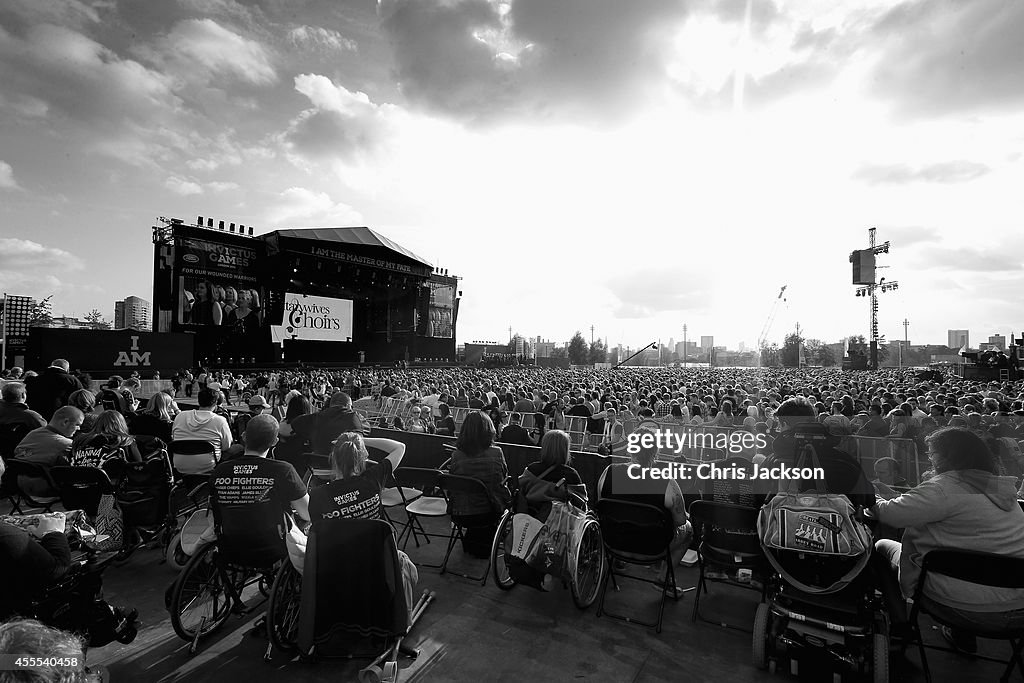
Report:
850,249,876,285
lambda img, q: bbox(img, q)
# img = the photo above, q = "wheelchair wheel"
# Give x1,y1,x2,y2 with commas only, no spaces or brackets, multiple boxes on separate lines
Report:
266,563,302,655
169,543,233,643
570,518,605,609
752,602,770,669
490,509,515,591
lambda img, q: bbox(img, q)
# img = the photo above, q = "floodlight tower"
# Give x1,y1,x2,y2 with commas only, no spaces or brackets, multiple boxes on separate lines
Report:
850,227,899,370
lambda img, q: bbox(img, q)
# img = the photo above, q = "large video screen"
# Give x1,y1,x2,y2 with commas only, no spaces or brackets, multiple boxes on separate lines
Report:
271,292,354,343
426,281,454,338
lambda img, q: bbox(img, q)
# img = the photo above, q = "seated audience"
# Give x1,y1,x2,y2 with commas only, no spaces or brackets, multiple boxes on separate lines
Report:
0,513,71,619
129,391,176,444
871,427,1024,654
596,427,692,594
171,388,232,474
445,411,511,556
0,381,46,433
520,430,587,519
70,410,143,468
291,391,367,454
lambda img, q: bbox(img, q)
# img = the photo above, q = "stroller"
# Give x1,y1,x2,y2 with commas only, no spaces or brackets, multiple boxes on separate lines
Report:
752,428,889,682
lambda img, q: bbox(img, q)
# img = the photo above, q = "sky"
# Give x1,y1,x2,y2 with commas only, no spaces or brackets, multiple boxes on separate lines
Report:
1,0,1023,352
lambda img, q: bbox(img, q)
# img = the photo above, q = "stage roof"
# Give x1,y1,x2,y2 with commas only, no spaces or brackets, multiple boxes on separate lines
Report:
271,227,432,268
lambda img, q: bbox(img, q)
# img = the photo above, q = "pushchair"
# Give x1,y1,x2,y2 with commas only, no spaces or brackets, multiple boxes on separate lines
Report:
752,433,888,682
489,472,605,609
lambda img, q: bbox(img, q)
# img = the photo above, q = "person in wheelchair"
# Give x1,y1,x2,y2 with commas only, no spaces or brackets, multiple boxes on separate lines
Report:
0,513,138,646
519,430,587,520
0,513,72,620
69,411,144,469
207,416,310,561
307,433,418,612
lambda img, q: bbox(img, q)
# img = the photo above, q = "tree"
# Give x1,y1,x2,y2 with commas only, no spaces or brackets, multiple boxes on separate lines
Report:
780,332,804,367
817,344,837,367
551,347,569,360
27,295,53,328
84,309,111,330
567,331,588,365
760,343,781,367
588,339,607,365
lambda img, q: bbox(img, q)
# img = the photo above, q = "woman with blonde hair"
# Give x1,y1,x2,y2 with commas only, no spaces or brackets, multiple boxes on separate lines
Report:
68,388,99,432
222,286,238,318
130,391,177,443
307,433,417,611
520,430,587,518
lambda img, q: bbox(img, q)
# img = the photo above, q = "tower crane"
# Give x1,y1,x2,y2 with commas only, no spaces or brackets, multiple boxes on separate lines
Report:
757,285,788,351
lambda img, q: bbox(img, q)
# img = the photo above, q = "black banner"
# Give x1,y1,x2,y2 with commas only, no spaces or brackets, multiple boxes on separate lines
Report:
27,329,195,376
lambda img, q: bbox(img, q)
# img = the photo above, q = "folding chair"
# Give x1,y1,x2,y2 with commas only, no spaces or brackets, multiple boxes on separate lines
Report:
169,439,218,477
50,466,116,517
395,467,448,556
905,549,1024,683
0,423,34,461
596,498,684,633
437,473,497,584
2,459,61,514
688,500,766,630
380,467,422,533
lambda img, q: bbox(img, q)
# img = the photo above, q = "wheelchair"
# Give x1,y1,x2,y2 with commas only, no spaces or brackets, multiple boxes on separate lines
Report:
489,479,605,609
29,523,139,648
102,443,210,567
166,499,303,655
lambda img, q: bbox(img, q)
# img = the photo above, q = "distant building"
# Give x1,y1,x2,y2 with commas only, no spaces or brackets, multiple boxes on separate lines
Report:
738,341,747,352
114,296,151,331
533,338,555,358
700,335,714,351
987,334,1006,351
947,329,969,350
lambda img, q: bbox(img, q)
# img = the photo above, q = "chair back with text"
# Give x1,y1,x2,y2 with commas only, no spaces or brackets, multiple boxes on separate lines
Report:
297,518,408,654
689,500,763,566
212,498,289,568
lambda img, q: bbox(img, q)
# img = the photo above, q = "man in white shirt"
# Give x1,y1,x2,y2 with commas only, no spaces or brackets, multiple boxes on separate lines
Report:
171,388,233,474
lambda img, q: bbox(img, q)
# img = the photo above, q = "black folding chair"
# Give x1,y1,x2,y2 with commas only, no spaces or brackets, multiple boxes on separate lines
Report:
2,459,61,514
437,473,497,584
688,500,767,630
906,549,1024,683
169,439,218,478
50,466,115,517
0,422,34,461
595,498,684,633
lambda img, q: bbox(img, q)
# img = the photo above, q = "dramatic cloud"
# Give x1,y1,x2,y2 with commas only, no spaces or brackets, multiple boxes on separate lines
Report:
0,23,188,163
853,161,991,185
869,0,1024,118
0,161,19,190
146,19,277,86
282,74,399,159
264,187,363,226
378,0,689,121
0,238,84,271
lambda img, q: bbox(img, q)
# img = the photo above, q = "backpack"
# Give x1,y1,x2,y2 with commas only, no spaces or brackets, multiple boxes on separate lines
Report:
758,441,871,594
98,388,129,414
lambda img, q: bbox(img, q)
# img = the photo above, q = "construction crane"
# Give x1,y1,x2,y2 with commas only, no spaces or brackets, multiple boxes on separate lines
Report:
756,285,788,351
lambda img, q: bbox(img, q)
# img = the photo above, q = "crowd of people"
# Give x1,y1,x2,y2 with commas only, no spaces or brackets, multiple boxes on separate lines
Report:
2,357,1024,678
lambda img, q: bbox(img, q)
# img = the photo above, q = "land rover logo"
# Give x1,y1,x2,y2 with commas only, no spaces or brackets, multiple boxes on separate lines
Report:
183,253,200,263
